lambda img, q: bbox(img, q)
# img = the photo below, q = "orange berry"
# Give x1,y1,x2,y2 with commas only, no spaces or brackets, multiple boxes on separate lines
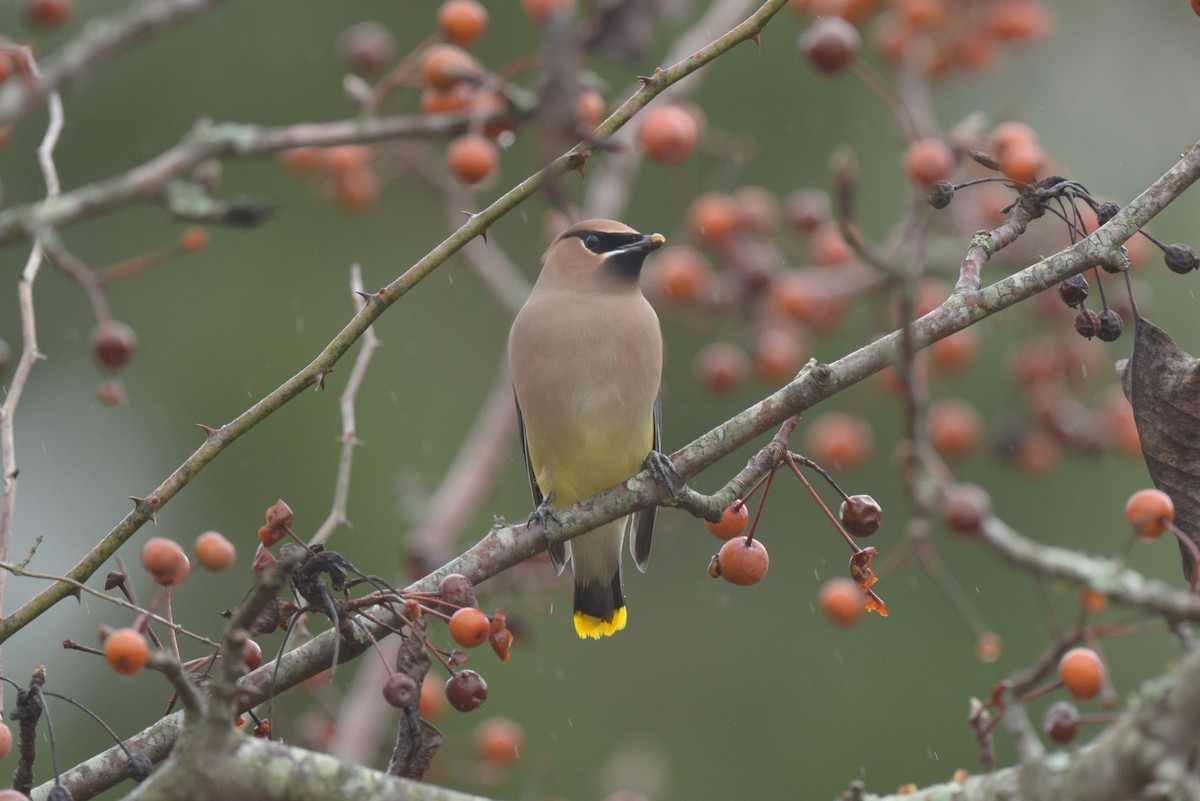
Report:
141,537,191,587
1124,488,1175,540
989,0,1052,41
804,412,873,471
194,531,237,572
421,44,480,92
928,398,983,459
575,88,607,130
819,577,864,627
896,0,944,27
0,722,11,761
179,227,210,254
754,328,805,383
688,192,741,245
929,327,980,372
695,342,751,394
420,83,476,115
975,632,1002,663
281,147,327,175
446,134,499,185
325,145,371,176
808,224,853,266
449,607,491,648
991,121,1039,156
522,0,573,24
1082,591,1108,615
639,105,700,165
419,674,445,721
715,537,769,586
333,166,380,212
1013,429,1060,476
903,137,955,185
438,0,489,46
104,628,150,676
705,501,750,541
1058,647,1105,701
773,274,845,331
648,245,712,303
998,140,1044,184
475,716,524,764
24,0,73,27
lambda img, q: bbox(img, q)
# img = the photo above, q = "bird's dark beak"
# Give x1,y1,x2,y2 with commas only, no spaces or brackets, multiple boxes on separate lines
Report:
631,233,666,254
606,233,666,278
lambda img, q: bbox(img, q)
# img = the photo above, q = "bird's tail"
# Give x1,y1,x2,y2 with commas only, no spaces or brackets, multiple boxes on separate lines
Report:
570,520,627,639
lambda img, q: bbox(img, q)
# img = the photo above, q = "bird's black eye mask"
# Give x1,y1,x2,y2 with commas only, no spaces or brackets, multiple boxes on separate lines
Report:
569,230,647,255
566,230,662,277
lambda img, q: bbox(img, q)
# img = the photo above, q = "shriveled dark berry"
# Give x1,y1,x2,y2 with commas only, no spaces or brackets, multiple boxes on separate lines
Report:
1073,308,1100,339
928,180,955,209
1057,274,1089,308
1096,309,1124,342
127,752,153,783
940,483,992,537
90,321,137,373
439,573,477,611
840,494,883,538
1042,700,1080,745
1094,201,1120,226
382,671,419,708
446,669,488,712
1164,243,1199,275
798,16,860,73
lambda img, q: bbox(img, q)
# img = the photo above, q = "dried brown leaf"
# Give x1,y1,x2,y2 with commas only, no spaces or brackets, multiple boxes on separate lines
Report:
1125,317,1200,580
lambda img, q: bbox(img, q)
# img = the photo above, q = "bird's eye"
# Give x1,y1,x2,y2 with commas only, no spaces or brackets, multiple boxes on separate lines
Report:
584,234,600,251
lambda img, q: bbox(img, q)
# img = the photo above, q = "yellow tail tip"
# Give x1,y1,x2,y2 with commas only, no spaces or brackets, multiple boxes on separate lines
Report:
573,607,627,639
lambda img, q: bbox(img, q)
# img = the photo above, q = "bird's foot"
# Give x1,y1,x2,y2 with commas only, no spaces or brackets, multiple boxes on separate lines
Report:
644,450,682,497
527,497,561,537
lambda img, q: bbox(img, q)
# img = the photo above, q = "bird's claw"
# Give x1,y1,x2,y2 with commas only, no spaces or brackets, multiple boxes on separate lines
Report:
527,497,561,539
645,450,681,497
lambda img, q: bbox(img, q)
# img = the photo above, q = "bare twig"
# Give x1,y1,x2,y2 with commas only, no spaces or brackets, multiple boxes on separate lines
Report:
310,266,381,547
0,59,63,708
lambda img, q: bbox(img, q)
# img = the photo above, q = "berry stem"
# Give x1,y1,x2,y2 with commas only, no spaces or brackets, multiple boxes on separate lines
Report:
1017,679,1063,704
741,467,776,546
783,453,859,553
847,59,918,142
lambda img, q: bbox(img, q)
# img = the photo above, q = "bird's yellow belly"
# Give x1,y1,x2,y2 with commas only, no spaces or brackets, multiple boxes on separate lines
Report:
526,392,653,508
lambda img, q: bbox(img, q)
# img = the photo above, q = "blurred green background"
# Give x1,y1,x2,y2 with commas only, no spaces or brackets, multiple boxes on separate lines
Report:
1,2,1199,800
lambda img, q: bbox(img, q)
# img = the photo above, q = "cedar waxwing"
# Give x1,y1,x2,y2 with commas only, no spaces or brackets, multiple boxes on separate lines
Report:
509,219,665,639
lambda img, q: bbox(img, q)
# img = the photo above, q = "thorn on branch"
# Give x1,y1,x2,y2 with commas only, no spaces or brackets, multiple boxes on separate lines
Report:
637,67,664,88
129,495,161,524
196,423,218,438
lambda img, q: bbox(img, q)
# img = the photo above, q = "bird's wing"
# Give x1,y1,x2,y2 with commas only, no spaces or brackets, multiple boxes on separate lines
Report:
516,392,569,575
631,395,661,573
